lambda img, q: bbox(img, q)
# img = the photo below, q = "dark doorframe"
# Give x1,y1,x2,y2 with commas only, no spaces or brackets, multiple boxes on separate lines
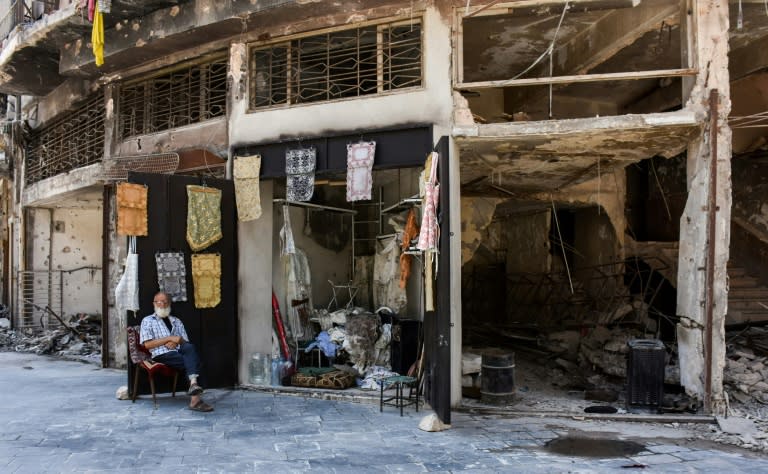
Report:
126,172,239,395
423,136,452,424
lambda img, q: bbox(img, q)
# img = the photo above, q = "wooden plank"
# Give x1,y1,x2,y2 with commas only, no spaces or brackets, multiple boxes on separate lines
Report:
456,68,698,89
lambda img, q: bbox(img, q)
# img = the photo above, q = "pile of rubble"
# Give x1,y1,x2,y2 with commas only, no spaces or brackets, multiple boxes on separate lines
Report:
724,326,768,405
0,311,102,362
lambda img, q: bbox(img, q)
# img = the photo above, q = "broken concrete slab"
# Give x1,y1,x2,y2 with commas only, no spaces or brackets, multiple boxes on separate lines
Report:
716,416,758,435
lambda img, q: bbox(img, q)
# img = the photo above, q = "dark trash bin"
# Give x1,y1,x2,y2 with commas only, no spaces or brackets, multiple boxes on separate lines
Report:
626,339,665,410
481,352,516,405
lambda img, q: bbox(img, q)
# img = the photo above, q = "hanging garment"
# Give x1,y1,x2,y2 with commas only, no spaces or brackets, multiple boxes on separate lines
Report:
186,185,223,251
346,141,376,201
279,205,296,256
283,248,313,340
115,237,140,315
116,182,148,236
92,1,104,67
417,152,440,251
155,252,188,302
399,208,420,289
233,154,262,221
373,235,407,314
285,147,316,202
191,253,221,308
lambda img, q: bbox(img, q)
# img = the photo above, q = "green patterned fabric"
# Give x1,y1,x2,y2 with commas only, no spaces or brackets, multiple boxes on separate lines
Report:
186,185,222,251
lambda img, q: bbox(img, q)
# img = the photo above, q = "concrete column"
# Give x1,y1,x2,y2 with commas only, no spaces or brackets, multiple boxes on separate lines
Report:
676,0,731,414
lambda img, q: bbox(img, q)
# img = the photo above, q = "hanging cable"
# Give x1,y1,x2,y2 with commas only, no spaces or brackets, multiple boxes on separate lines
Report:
551,197,574,295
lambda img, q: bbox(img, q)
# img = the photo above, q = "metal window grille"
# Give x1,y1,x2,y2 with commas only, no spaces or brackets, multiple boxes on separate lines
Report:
249,19,422,109
118,55,228,139
16,270,63,329
25,94,105,185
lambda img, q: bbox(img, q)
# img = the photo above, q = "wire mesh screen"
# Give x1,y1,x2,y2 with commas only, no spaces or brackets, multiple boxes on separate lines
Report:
118,55,228,139
250,19,422,109
25,94,105,185
102,153,180,181
16,270,63,329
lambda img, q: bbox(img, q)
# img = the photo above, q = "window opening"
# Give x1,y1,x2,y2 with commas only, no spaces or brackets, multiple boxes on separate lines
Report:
25,93,105,185
118,55,228,138
250,19,422,109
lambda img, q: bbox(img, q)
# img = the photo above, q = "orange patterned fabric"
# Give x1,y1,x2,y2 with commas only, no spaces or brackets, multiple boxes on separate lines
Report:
191,253,221,308
116,183,148,236
399,208,420,289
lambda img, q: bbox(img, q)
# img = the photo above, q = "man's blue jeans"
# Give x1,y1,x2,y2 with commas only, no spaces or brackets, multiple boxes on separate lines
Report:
154,342,201,380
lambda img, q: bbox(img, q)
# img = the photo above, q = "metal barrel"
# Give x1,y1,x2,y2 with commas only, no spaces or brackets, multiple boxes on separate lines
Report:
480,352,516,405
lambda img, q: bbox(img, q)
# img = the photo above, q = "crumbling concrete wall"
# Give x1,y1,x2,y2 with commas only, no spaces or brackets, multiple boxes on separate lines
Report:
460,197,502,266
676,0,732,413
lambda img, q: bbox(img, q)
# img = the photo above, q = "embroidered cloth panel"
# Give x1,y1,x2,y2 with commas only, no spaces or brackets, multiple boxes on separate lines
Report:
155,252,188,302
186,185,223,251
346,141,376,201
234,154,262,221
116,183,148,236
286,148,316,202
191,253,221,308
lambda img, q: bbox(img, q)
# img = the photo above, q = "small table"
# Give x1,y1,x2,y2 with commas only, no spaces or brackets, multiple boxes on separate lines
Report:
379,375,419,416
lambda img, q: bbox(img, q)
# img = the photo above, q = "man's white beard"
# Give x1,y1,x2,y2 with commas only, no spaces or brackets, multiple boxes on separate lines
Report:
155,306,171,318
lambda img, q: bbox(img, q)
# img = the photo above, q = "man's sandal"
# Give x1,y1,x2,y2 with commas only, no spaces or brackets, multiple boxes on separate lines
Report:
189,400,214,412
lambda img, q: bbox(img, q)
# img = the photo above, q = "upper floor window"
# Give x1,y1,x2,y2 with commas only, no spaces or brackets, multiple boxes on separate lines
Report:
26,93,104,185
249,19,422,109
118,54,227,139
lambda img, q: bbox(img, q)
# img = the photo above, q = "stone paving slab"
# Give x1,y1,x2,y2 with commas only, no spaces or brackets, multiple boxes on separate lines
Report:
2,352,768,473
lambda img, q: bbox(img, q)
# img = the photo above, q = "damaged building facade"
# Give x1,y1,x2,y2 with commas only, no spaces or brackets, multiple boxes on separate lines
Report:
0,0,762,419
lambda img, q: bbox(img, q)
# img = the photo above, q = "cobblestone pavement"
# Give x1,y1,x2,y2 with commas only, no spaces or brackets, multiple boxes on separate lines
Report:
2,352,768,473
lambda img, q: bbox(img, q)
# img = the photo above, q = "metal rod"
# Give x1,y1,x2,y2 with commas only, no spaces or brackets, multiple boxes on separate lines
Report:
704,89,719,414
101,185,110,369
272,199,357,214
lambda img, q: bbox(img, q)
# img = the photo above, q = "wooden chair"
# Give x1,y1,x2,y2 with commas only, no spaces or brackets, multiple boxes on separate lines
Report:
127,325,180,406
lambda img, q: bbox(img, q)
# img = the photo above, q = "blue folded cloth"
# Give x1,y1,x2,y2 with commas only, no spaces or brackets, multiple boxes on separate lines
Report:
304,331,338,358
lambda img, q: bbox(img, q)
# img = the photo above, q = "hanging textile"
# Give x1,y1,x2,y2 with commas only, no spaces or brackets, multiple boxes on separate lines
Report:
116,182,148,236
346,141,376,201
285,147,316,202
417,152,440,312
191,253,221,308
155,252,187,302
97,0,111,13
115,236,140,315
373,235,407,314
283,248,313,340
233,154,262,221
92,1,104,67
417,152,440,251
279,205,296,256
399,208,420,289
186,185,222,251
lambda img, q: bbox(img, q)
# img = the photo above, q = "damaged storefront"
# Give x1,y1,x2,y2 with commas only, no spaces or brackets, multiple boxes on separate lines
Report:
233,126,452,422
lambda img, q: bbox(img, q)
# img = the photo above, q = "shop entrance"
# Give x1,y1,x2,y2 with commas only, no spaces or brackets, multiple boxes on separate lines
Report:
127,172,238,395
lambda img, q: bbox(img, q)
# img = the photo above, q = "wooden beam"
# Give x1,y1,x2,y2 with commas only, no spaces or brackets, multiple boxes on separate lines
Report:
730,35,768,81
457,68,697,89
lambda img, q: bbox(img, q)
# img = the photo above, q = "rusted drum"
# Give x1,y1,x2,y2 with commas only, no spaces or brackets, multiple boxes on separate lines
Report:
481,352,516,405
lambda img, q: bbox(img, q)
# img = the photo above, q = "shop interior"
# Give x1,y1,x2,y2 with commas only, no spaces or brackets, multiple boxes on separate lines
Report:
260,166,429,395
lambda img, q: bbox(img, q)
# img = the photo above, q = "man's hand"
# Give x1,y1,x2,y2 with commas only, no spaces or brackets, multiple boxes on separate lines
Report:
163,335,183,349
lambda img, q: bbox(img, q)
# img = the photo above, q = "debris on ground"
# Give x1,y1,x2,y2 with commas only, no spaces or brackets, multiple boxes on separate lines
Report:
0,313,102,362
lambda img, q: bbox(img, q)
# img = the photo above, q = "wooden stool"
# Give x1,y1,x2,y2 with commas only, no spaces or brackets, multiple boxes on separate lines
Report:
379,375,419,416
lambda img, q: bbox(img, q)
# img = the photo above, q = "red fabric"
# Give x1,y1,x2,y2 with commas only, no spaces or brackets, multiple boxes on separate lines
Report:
88,0,95,22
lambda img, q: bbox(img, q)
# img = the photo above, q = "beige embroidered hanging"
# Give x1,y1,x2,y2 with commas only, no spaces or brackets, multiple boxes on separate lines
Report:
191,253,221,308
186,185,222,251
233,154,262,221
116,183,148,236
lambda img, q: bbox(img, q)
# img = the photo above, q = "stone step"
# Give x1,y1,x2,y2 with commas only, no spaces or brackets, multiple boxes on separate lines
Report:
728,276,762,288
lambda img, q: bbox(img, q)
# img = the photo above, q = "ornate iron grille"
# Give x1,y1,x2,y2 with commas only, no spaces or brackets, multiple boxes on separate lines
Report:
25,94,105,185
118,55,228,138
250,19,422,109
